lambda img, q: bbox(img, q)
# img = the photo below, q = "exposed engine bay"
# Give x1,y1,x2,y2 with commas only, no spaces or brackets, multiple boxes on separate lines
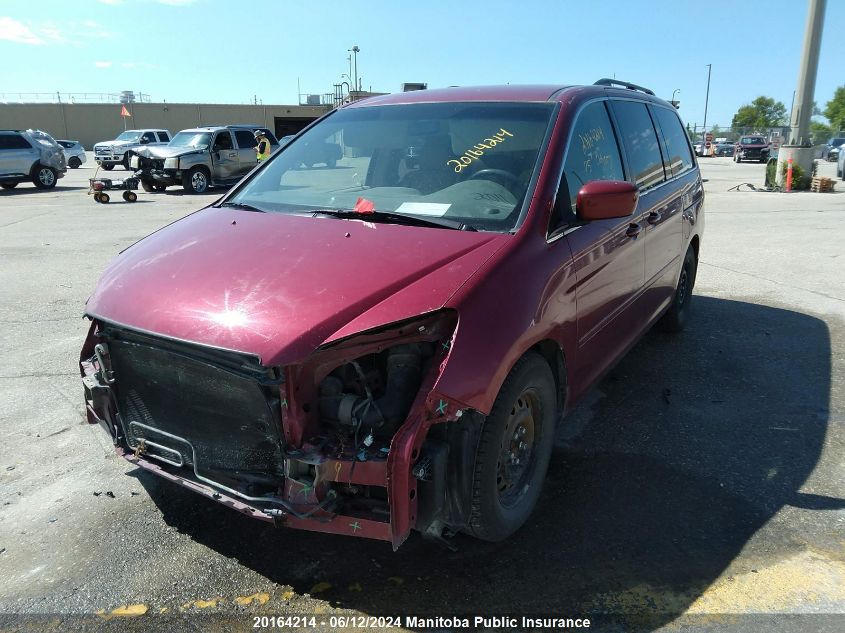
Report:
80,311,467,548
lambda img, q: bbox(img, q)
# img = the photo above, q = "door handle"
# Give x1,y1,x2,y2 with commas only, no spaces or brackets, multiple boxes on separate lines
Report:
228,152,237,158
647,211,662,225
626,223,642,238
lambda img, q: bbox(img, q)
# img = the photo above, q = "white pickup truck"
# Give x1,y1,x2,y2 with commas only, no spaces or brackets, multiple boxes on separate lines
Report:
93,129,171,170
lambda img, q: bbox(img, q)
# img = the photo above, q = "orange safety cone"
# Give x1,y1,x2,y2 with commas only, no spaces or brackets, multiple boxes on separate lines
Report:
786,153,793,192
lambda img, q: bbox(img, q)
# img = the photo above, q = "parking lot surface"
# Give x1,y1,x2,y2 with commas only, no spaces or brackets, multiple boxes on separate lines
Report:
0,157,843,631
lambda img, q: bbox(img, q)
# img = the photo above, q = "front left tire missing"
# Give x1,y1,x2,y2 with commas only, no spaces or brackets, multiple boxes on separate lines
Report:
466,351,557,542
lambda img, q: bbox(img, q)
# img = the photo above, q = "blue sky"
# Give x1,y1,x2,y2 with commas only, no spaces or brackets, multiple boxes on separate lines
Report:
1,0,843,130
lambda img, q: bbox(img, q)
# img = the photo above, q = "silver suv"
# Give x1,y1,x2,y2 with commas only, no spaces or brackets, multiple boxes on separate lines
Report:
130,125,278,193
0,129,67,190
93,129,171,171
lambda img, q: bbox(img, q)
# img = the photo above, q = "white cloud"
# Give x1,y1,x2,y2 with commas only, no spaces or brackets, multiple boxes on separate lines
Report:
0,16,44,45
95,61,113,68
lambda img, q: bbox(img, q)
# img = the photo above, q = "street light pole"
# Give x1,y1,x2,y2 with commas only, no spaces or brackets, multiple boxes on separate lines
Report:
702,64,712,152
349,46,360,94
789,0,826,145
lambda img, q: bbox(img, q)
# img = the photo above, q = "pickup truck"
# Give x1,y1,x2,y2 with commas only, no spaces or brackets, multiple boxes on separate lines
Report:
93,129,171,170
130,125,278,193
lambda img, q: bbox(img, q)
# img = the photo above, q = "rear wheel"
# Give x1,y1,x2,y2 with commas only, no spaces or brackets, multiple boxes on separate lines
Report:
466,352,557,542
101,163,114,171
98,192,110,204
32,166,57,189
182,166,210,193
659,246,697,333
68,157,81,169
122,191,137,202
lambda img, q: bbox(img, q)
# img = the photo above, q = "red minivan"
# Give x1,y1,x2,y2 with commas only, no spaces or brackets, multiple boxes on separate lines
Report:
80,79,704,549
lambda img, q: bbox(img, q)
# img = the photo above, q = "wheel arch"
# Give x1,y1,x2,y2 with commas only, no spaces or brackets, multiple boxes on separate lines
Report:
530,339,568,415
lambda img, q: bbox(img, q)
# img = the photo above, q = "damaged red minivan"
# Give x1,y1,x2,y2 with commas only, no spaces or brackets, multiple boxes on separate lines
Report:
80,80,703,549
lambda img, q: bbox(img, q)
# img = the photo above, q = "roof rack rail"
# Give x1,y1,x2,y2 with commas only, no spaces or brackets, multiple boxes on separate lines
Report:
594,78,655,96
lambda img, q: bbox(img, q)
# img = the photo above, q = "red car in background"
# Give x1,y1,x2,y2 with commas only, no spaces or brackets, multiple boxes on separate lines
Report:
80,79,704,549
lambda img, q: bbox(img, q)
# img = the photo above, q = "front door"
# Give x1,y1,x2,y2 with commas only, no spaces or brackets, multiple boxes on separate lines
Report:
234,130,259,175
210,131,239,182
549,100,646,395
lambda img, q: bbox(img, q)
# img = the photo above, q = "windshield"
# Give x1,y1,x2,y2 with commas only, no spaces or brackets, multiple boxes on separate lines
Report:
227,102,555,232
116,131,141,142
170,132,212,148
741,137,766,145
831,138,845,147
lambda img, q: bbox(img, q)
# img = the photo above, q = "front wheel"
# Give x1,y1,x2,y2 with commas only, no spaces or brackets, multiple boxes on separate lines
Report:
659,246,697,333
141,179,154,193
182,167,209,194
466,352,557,542
33,166,57,189
68,157,81,169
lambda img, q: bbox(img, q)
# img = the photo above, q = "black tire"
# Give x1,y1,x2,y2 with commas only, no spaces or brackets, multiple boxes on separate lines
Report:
93,193,102,203
100,163,114,171
123,191,137,202
182,166,210,194
32,165,57,189
99,193,110,204
141,179,154,193
466,352,557,542
659,246,697,333
68,157,81,169
122,154,131,170
1,182,18,190
154,184,167,192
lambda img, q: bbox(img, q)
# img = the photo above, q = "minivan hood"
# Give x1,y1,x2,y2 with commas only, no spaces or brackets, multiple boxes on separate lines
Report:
135,145,204,159
86,208,507,365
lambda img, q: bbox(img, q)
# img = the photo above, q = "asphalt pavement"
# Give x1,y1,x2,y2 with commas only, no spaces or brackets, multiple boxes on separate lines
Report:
0,156,842,632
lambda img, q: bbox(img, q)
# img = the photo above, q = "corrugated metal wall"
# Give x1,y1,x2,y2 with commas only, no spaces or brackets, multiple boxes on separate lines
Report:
0,102,330,148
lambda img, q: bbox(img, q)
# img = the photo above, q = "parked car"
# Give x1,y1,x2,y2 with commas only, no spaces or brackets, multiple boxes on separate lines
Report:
734,135,770,163
130,125,279,193
80,79,704,548
715,141,735,156
822,137,845,162
837,140,844,180
692,141,705,156
93,129,171,171
57,140,86,169
0,129,67,190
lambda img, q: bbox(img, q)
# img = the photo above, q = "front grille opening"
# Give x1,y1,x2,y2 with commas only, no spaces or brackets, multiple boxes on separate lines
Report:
106,334,285,498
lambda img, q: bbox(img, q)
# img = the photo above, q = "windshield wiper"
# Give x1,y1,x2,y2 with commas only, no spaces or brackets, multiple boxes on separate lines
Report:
312,209,476,231
219,201,266,213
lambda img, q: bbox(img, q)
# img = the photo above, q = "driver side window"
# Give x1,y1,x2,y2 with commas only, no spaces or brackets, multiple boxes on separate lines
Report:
553,101,624,230
214,132,233,151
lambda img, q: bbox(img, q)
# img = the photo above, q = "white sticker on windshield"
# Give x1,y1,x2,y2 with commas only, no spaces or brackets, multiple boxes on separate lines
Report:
395,202,451,217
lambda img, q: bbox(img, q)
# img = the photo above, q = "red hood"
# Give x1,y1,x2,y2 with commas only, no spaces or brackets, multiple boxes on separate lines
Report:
86,207,507,365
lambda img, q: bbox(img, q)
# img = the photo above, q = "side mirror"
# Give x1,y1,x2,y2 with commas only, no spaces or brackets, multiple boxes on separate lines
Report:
576,180,638,221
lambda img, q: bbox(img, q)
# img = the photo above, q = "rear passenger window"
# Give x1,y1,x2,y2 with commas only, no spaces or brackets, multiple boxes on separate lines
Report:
612,101,666,189
234,130,256,149
557,101,624,227
0,134,33,150
653,107,694,176
157,132,170,142
141,132,156,143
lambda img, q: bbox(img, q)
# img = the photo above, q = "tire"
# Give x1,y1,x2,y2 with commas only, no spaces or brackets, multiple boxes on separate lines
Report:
99,193,110,204
123,191,137,202
141,179,154,193
68,157,81,169
327,158,337,168
154,184,167,192
182,166,210,194
1,182,18,190
101,163,114,171
659,246,697,333
466,352,557,542
32,165,57,189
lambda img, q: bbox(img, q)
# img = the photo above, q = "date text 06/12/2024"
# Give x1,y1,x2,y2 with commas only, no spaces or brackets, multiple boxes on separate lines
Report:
251,615,592,629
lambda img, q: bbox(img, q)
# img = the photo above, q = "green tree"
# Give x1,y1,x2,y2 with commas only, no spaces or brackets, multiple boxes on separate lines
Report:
731,96,788,131
823,86,845,132
810,121,833,145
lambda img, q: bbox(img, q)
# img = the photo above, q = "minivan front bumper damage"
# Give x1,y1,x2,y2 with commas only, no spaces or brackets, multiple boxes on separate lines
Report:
80,311,468,549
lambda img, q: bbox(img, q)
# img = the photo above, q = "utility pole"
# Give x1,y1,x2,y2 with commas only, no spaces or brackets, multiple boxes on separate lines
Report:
349,46,360,95
777,0,827,186
702,64,712,156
